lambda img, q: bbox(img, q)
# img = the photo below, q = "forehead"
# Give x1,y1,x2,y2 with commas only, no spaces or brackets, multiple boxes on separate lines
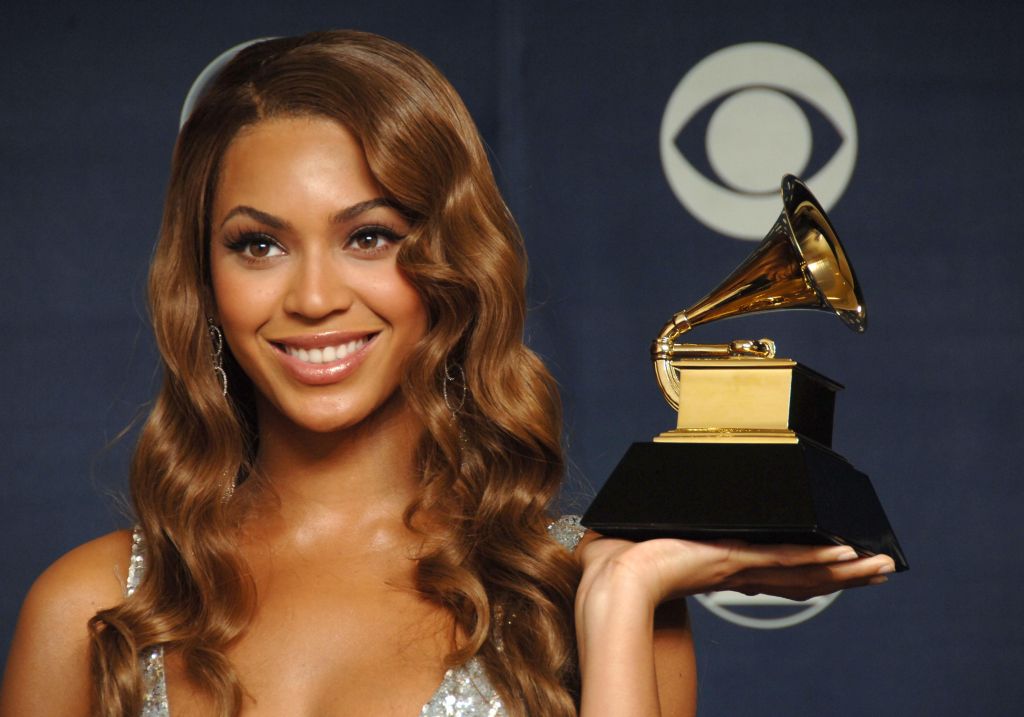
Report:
213,116,382,218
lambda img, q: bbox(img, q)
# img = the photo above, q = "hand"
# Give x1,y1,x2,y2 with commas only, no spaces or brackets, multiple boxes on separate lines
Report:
577,535,896,609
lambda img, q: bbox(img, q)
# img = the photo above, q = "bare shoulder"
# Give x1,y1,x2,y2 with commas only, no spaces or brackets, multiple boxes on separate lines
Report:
0,530,134,717
33,529,132,599
16,529,134,633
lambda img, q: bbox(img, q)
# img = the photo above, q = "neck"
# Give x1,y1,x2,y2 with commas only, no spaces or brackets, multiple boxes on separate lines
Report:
248,392,425,534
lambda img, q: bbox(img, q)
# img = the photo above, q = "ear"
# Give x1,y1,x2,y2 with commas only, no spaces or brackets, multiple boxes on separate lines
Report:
202,286,220,326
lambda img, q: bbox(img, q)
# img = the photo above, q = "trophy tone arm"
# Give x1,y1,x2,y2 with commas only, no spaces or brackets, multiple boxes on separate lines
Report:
651,310,776,412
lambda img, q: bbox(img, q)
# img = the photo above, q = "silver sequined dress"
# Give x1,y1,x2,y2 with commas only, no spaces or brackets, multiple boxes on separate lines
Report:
126,515,585,717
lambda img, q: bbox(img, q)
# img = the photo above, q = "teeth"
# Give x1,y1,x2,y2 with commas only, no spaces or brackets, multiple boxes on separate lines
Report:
285,336,369,364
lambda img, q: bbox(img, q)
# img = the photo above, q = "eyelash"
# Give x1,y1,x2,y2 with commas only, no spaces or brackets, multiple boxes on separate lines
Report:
223,231,281,261
222,224,406,263
344,224,405,255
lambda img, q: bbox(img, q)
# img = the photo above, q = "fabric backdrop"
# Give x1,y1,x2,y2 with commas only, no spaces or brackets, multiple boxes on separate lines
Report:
2,1,1021,714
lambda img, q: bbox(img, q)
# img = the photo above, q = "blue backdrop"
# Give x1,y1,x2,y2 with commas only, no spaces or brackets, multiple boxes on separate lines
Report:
3,1,1021,714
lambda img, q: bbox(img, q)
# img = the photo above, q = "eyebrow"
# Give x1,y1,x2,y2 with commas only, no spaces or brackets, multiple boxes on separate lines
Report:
218,198,401,231
219,205,291,231
329,198,399,224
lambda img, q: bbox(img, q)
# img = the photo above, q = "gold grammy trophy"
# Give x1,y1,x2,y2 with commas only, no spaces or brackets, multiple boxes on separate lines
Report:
582,176,907,571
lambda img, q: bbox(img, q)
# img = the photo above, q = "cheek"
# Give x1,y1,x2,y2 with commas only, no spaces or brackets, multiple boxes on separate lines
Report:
358,269,427,332
211,268,277,345
390,281,429,339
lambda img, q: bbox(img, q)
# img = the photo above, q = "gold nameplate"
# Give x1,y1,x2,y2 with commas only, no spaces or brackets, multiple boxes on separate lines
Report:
654,357,841,444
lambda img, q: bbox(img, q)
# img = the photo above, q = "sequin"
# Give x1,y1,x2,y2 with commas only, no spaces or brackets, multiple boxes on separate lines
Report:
126,529,171,717
140,646,169,717
421,657,504,716
125,516,584,716
547,514,585,552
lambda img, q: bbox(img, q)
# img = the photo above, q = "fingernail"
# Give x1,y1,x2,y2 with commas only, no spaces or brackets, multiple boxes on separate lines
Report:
868,575,888,585
876,561,896,575
833,547,859,562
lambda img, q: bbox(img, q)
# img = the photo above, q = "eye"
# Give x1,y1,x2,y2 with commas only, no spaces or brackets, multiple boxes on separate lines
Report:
225,231,284,259
346,226,403,255
672,86,844,195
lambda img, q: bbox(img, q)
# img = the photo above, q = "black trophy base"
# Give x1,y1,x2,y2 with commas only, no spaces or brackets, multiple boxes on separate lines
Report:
582,441,908,571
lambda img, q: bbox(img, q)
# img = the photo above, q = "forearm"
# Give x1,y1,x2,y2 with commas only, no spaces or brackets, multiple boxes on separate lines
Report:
576,567,663,717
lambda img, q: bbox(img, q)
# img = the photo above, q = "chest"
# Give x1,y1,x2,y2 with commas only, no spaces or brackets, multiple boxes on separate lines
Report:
164,550,457,717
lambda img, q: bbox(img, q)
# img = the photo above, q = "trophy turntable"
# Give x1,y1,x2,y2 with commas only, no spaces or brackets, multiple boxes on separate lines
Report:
582,175,907,571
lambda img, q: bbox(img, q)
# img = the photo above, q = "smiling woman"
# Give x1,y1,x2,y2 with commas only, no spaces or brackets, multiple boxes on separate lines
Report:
0,30,893,717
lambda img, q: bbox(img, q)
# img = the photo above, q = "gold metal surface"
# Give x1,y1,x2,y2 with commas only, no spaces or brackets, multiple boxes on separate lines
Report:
653,428,799,444
651,175,866,411
654,358,799,443
668,338,777,360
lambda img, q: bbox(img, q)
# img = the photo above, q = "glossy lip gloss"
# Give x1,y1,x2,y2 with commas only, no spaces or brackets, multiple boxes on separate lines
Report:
269,331,378,386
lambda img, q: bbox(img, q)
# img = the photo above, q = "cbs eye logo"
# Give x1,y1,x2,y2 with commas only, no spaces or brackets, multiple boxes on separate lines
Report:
694,590,841,630
659,43,857,240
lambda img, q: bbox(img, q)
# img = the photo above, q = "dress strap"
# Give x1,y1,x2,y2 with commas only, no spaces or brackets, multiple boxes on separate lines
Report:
547,514,585,552
126,527,146,597
125,527,171,717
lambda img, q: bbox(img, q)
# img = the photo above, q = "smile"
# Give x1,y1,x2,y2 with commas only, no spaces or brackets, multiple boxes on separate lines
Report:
282,336,372,365
268,332,378,386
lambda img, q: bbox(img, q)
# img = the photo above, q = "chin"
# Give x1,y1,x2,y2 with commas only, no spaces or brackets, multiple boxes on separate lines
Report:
298,414,370,435
268,390,414,437
281,404,375,435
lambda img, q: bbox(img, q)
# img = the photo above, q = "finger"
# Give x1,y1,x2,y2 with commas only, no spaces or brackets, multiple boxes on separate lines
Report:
737,575,881,602
726,554,895,599
866,553,897,575
716,541,865,571
839,553,896,575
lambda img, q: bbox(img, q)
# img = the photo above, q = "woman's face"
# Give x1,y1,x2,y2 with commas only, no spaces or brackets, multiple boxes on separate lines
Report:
209,116,428,434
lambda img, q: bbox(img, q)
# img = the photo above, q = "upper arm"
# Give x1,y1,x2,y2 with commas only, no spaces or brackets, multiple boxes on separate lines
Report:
653,600,697,717
0,530,132,717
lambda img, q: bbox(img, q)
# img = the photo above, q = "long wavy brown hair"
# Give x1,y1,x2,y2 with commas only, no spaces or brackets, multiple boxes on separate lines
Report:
87,30,580,717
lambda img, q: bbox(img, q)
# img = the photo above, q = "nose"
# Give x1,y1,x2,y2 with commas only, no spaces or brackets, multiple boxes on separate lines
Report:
282,250,353,320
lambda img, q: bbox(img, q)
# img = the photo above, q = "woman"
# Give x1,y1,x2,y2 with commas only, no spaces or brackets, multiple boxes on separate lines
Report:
0,31,894,717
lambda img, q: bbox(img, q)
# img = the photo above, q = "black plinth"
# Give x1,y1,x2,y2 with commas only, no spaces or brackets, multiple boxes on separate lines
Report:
582,441,908,571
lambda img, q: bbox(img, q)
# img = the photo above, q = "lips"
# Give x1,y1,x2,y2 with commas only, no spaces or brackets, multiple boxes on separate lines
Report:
268,332,378,384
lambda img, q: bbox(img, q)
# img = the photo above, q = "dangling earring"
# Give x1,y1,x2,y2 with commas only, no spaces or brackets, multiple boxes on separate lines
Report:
207,318,228,397
442,362,467,419
443,362,469,450
222,470,236,503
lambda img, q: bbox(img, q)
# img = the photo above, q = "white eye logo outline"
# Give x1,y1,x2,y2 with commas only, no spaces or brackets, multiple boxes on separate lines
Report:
180,38,277,130
659,42,858,240
694,590,841,630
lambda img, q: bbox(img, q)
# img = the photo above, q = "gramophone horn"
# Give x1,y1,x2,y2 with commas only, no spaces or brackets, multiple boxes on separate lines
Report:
651,175,867,410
